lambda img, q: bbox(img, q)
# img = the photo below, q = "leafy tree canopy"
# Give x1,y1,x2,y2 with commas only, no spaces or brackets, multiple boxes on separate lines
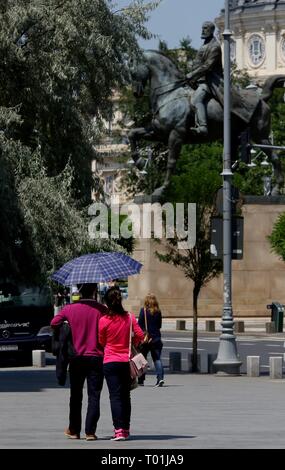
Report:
268,212,285,262
0,0,159,284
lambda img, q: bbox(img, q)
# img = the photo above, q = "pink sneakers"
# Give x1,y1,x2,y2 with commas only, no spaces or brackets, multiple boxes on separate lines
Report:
110,428,130,441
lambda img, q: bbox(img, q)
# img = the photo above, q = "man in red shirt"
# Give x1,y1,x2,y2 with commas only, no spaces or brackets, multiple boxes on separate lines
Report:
51,283,107,441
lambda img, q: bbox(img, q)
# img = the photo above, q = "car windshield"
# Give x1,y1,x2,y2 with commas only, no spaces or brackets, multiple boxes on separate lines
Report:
0,285,52,307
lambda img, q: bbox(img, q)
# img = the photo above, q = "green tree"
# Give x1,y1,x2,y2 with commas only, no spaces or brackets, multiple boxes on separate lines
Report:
156,144,223,372
0,0,159,284
268,212,285,261
0,0,159,200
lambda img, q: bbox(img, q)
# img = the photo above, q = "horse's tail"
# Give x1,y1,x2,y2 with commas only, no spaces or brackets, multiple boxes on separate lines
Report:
261,75,285,102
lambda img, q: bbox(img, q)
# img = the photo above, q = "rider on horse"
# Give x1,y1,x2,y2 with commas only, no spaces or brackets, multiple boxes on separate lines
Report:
186,21,223,136
187,21,260,136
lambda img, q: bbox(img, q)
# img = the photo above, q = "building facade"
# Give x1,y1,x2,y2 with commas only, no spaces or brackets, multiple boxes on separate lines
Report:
92,91,131,205
216,0,285,82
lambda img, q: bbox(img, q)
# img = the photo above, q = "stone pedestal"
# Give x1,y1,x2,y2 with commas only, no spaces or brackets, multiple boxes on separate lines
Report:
176,320,186,330
205,320,215,332
32,350,46,368
234,321,245,333
169,352,182,372
247,356,260,377
269,356,283,379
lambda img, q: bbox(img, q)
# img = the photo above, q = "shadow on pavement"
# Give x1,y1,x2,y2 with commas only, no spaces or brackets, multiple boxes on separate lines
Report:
97,434,196,441
142,384,184,388
0,369,66,393
127,434,196,441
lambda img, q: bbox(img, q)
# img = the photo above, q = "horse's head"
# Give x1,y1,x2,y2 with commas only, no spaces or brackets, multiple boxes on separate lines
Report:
130,59,150,98
130,51,184,100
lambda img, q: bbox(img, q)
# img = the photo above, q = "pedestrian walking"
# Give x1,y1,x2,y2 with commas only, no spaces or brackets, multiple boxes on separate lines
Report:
98,286,144,441
50,283,107,441
138,293,164,387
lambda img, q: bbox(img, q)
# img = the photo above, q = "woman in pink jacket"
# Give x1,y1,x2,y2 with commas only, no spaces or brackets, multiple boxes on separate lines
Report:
99,286,144,441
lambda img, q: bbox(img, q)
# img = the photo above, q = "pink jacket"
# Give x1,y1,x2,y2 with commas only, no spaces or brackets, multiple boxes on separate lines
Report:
99,312,144,364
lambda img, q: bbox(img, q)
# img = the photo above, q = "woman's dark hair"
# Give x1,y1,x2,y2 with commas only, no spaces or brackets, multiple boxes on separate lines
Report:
104,286,126,315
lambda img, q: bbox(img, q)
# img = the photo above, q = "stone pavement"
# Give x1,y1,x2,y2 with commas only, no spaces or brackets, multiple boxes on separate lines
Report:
1,365,285,449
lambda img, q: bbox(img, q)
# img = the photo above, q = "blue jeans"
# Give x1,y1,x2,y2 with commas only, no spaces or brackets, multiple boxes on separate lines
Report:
139,339,164,382
69,356,104,435
103,362,131,430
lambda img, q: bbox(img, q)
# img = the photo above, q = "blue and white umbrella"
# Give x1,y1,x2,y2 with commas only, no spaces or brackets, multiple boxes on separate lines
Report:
51,252,143,286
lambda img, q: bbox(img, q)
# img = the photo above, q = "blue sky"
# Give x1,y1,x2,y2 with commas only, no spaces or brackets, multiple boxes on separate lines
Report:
117,0,225,50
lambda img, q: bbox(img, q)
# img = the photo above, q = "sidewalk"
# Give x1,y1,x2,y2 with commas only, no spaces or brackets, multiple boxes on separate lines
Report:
1,365,285,449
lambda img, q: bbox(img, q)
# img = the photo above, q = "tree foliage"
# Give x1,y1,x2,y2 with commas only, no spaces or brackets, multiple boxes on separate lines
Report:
268,212,285,262
0,0,158,284
155,144,223,371
159,143,223,287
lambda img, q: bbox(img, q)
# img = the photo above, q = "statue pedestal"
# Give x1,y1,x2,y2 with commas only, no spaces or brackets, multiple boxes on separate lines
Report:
124,197,285,318
243,196,285,205
133,194,161,204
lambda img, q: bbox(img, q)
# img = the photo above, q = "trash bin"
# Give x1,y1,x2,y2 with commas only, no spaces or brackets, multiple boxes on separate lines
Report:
267,302,285,333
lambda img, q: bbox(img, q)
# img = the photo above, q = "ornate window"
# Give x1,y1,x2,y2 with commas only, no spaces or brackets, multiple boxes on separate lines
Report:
248,34,265,67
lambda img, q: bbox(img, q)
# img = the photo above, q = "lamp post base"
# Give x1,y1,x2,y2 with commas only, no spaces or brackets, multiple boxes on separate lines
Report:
214,333,242,376
214,364,242,376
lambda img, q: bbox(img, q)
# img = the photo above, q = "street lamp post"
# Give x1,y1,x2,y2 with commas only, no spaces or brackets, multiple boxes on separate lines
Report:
214,0,242,375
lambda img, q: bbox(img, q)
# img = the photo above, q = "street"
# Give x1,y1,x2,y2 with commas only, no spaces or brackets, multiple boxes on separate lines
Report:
1,330,285,449
160,331,285,374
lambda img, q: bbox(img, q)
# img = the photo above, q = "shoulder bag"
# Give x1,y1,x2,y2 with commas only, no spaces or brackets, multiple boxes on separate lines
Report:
129,313,148,387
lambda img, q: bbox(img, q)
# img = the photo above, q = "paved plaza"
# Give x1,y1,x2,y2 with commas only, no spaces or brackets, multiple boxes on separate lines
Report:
0,364,285,449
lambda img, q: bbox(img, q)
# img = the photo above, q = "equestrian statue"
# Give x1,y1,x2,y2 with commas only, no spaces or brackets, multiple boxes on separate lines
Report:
128,21,285,199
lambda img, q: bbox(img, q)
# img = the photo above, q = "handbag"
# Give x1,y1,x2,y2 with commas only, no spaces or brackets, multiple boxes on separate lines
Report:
129,313,148,384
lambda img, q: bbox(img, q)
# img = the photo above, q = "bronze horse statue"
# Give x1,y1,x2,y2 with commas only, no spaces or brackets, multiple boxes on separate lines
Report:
128,50,285,198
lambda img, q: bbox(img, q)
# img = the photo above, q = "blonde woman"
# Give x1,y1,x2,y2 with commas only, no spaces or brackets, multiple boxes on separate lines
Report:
138,293,164,387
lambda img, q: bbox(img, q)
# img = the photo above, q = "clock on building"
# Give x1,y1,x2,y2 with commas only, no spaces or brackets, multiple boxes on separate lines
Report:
248,34,265,67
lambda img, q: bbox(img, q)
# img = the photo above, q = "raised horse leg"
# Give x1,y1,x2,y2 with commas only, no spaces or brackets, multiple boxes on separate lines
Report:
152,128,183,199
259,138,284,195
128,126,157,170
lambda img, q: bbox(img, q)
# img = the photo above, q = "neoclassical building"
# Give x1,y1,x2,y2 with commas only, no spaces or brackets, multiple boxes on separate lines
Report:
216,0,285,81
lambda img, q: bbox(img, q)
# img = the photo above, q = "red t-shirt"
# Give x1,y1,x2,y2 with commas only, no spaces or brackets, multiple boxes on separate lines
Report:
51,300,107,357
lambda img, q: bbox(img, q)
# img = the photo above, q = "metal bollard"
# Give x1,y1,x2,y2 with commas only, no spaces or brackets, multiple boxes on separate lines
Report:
188,350,208,373
32,350,46,368
234,321,245,333
247,356,260,377
208,353,218,374
269,356,283,379
205,320,215,332
176,320,186,331
169,352,182,372
266,322,276,334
